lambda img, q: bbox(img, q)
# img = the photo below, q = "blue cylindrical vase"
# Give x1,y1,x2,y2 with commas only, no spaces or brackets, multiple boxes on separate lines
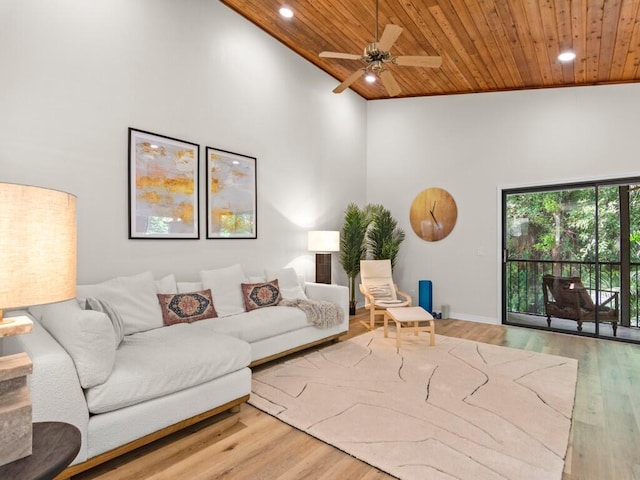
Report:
418,280,433,313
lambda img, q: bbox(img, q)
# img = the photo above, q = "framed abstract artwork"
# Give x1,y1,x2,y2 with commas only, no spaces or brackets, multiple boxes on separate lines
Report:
128,128,200,239
206,147,257,239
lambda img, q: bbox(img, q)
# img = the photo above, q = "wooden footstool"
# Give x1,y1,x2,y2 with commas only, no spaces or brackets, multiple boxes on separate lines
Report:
384,306,435,348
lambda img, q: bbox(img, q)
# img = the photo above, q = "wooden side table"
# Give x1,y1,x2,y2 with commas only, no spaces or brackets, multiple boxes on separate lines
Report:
384,306,435,348
0,422,81,480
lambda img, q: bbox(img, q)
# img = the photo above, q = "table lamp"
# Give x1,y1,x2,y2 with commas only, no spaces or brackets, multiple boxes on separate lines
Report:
308,230,340,284
0,183,77,466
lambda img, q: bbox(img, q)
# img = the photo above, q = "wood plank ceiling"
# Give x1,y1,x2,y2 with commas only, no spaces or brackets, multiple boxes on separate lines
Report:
220,0,640,100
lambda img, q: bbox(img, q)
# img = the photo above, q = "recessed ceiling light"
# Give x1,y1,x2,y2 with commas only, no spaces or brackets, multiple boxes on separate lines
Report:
365,74,376,83
558,51,576,62
279,6,294,18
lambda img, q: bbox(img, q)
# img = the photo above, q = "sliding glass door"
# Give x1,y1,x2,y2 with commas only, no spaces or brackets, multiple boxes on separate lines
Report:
502,178,640,343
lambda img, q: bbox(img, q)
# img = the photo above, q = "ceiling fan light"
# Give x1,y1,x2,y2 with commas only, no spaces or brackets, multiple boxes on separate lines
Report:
558,51,576,62
365,74,376,83
279,6,294,18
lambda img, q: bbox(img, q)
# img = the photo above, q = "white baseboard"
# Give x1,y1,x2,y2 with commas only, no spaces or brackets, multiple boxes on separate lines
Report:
449,313,500,325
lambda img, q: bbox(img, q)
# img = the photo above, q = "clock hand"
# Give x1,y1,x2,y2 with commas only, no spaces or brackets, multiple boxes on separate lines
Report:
430,211,440,228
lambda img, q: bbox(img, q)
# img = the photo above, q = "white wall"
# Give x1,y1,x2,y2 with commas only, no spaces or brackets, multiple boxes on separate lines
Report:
0,0,367,284
4,0,639,324
367,83,640,323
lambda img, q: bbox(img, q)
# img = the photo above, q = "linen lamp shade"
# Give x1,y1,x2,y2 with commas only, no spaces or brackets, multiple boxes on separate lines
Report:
0,183,77,320
0,182,77,466
307,230,340,253
308,230,339,284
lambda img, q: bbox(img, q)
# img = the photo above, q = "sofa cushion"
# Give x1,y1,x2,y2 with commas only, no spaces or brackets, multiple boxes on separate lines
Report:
85,297,126,348
30,299,116,389
85,324,251,414
76,271,163,335
194,306,309,343
265,268,307,300
200,264,246,317
241,280,282,311
157,289,217,325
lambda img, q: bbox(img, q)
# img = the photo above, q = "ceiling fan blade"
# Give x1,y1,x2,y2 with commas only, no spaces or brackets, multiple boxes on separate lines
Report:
377,24,403,52
379,69,401,97
320,51,362,60
395,55,443,68
333,69,365,94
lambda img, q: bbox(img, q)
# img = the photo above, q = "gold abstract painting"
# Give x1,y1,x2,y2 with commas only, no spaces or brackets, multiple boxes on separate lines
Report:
129,129,199,238
206,147,256,239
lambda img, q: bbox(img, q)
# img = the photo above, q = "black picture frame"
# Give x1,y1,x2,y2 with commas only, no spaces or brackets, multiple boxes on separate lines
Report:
205,146,257,239
128,128,200,239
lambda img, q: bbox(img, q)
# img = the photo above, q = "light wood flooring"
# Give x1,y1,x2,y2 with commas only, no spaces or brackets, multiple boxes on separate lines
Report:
73,310,640,480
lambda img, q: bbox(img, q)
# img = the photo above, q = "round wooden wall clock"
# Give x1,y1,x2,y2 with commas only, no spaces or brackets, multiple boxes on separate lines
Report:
410,187,458,241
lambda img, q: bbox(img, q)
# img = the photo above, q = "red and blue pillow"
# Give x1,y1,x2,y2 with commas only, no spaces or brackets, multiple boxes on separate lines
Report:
241,279,282,311
157,289,217,326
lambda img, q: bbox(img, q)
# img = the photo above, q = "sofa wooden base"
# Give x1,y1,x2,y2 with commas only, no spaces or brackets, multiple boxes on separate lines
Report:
249,333,342,368
55,395,249,479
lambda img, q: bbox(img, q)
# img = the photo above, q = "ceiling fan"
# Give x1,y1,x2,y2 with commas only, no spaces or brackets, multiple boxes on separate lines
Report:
319,0,442,97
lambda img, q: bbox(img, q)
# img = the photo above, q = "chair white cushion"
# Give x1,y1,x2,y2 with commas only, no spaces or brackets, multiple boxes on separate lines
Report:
265,267,307,300
30,300,116,389
374,299,410,308
360,260,402,306
76,271,163,335
200,264,247,317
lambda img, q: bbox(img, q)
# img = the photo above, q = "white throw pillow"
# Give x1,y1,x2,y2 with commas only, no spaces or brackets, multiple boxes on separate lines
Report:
85,297,126,348
265,267,308,300
31,300,115,389
177,281,203,293
200,264,247,317
76,271,163,335
364,280,398,304
366,282,395,301
155,274,177,294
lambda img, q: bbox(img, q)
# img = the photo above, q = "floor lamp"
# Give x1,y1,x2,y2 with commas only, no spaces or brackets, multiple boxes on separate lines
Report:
0,183,77,466
308,231,340,284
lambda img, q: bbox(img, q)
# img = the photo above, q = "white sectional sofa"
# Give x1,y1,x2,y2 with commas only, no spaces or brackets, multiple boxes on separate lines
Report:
2,265,348,476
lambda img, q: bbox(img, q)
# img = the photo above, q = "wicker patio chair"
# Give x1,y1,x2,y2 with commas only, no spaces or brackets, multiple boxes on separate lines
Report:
542,274,618,336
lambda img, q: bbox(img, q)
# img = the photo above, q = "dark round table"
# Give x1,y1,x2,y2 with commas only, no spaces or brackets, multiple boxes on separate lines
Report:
0,422,81,480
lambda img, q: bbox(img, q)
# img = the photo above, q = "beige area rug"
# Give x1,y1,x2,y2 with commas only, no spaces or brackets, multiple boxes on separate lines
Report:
249,329,578,480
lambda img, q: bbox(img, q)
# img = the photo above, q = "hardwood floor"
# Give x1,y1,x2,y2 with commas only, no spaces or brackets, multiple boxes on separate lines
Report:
73,310,640,480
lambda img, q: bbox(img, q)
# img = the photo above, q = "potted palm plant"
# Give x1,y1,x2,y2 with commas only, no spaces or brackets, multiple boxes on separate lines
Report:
366,204,405,270
339,203,368,315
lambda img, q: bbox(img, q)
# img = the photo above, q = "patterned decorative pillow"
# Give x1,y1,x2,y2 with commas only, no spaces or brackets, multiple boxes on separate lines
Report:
156,289,217,326
366,283,394,301
241,279,282,311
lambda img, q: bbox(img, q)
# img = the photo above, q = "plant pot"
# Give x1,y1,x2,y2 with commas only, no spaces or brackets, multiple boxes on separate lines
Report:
349,300,357,316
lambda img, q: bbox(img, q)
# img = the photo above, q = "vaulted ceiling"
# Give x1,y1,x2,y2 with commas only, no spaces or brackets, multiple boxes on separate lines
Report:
220,0,640,100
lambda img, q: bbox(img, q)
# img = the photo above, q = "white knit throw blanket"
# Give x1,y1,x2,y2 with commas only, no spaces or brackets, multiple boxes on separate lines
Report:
278,298,343,328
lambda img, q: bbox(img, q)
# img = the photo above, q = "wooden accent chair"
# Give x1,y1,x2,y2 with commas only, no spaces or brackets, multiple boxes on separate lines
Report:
542,274,618,336
359,259,411,331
